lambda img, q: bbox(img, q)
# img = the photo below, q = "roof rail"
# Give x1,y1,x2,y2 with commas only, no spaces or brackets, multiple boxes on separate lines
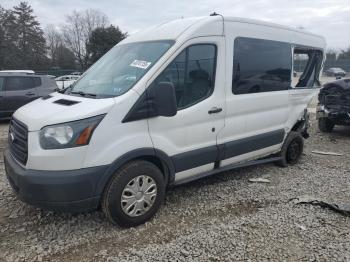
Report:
0,70,35,74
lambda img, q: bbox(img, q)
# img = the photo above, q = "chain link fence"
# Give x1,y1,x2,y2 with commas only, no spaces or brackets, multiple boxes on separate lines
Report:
35,69,81,77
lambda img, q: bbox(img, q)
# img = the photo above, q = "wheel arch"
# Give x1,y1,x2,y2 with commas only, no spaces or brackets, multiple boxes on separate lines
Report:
290,109,310,139
95,148,175,196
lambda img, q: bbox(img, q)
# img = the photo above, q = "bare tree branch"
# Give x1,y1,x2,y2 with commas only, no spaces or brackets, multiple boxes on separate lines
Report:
62,9,108,70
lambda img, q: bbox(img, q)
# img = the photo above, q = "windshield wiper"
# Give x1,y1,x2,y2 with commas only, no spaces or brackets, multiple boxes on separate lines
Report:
70,91,97,98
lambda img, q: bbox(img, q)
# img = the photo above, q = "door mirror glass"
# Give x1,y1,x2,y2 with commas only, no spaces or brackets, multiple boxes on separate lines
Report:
154,81,177,117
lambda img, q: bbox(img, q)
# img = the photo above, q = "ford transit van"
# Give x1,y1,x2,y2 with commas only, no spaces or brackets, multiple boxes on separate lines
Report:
4,15,326,227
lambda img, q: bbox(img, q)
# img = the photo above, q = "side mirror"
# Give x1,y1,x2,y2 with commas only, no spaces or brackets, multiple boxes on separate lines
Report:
154,82,177,117
122,81,177,123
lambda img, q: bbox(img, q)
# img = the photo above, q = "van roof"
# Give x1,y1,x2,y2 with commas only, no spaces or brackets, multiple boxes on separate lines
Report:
122,16,325,47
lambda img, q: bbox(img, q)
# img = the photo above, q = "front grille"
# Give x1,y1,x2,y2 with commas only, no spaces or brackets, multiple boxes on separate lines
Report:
8,118,28,165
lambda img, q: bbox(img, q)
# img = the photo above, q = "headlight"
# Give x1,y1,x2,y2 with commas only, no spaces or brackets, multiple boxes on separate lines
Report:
39,114,105,149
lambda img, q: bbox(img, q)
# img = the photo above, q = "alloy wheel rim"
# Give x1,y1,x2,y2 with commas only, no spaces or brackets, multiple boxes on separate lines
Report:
121,175,157,217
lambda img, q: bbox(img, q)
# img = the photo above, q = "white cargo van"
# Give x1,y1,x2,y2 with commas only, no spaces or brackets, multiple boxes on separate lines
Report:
4,15,325,227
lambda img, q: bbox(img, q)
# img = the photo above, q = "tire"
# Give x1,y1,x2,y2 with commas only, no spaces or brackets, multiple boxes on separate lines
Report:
102,160,165,227
318,118,335,133
275,131,304,167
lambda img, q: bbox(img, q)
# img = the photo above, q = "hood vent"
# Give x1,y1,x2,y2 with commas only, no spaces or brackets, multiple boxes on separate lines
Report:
53,99,80,106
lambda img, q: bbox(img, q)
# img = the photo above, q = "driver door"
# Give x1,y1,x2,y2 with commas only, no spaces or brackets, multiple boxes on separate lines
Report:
3,76,39,115
147,37,226,183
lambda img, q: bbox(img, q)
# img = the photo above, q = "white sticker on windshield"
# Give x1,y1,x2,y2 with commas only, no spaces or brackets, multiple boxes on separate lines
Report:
130,60,152,69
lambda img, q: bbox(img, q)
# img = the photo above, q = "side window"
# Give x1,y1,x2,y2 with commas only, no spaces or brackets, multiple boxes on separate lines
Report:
3,77,38,91
0,77,4,91
292,48,323,88
152,44,217,109
33,77,42,87
232,37,292,95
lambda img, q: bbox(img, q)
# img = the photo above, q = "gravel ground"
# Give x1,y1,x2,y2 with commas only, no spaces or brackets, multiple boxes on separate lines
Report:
0,114,350,262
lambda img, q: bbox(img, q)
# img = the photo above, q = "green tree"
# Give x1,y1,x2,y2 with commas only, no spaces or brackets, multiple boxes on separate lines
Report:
87,25,127,66
326,49,337,62
63,9,109,70
338,47,350,60
0,6,20,69
56,44,76,69
13,2,47,69
45,25,76,69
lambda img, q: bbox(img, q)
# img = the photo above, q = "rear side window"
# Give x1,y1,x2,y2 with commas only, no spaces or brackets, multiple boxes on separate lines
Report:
151,44,217,109
4,76,41,91
232,37,292,94
292,48,323,88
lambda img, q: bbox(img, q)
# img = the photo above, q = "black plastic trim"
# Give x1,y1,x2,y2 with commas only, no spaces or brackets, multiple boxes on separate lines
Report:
53,99,80,106
222,129,285,160
170,129,285,174
174,156,282,185
171,145,218,173
4,149,108,212
122,87,155,123
95,148,176,192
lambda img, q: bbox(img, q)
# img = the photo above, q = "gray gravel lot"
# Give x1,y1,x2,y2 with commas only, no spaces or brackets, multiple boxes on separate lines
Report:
0,114,350,262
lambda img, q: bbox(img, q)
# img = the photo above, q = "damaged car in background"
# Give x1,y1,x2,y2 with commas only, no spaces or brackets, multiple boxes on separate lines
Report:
325,67,347,78
317,79,350,132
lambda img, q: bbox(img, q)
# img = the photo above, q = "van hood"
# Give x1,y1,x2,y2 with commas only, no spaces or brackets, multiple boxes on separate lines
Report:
14,92,116,131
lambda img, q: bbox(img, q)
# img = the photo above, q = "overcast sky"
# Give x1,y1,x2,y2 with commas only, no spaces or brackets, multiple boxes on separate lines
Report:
2,0,350,50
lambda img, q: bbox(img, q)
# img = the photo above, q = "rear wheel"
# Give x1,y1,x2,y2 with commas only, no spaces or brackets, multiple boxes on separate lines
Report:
318,118,335,133
102,160,165,227
275,131,304,167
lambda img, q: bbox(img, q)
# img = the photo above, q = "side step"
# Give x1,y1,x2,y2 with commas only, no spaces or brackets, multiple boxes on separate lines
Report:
173,156,282,185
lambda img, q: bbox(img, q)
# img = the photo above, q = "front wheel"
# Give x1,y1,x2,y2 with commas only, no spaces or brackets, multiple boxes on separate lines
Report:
275,131,304,167
102,160,165,227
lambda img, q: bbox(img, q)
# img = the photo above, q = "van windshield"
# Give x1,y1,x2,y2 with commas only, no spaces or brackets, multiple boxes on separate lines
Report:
68,40,174,97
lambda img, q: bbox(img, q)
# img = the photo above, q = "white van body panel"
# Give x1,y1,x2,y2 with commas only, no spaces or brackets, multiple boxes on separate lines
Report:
23,90,153,170
122,17,223,44
11,16,326,177
14,92,115,131
287,88,318,129
26,131,89,170
83,90,153,168
217,21,293,167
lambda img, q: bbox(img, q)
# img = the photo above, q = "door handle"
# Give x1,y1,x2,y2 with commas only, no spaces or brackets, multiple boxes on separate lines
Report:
25,92,35,96
208,107,222,114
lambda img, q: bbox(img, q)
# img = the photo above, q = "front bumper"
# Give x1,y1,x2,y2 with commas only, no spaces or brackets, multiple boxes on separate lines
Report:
316,104,350,125
4,149,108,212
316,105,329,119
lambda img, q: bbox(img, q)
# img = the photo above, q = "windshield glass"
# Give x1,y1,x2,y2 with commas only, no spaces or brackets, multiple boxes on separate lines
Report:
69,40,174,97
